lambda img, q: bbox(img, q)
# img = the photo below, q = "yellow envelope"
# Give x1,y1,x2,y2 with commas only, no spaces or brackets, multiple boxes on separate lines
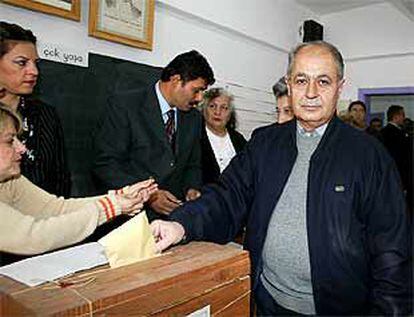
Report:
98,212,157,268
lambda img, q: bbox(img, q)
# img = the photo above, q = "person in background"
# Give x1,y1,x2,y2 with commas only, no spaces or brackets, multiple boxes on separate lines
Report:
272,76,294,124
366,117,382,138
199,87,246,185
0,104,157,259
348,100,367,130
93,50,215,219
380,105,412,213
151,41,411,316
402,117,414,137
0,21,71,197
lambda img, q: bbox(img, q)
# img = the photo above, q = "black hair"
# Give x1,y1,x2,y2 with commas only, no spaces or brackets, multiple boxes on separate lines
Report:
348,100,366,112
160,50,215,86
0,21,37,57
370,117,382,124
387,105,404,121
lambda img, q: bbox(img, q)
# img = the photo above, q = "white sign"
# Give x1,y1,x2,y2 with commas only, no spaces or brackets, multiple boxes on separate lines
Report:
186,305,210,317
38,41,89,67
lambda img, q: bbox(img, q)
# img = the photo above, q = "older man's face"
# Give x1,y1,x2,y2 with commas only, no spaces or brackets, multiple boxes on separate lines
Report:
287,46,344,131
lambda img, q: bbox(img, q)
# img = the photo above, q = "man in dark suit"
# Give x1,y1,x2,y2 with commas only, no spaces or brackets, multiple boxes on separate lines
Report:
151,42,411,315
380,105,412,211
93,50,215,219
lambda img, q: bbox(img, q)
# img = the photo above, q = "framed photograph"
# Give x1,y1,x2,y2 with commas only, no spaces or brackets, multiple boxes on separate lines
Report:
89,0,155,51
2,0,81,21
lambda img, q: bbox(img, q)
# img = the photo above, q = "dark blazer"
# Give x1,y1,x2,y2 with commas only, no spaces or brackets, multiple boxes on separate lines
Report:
171,118,411,315
380,123,411,189
93,85,202,200
200,125,247,184
19,97,71,197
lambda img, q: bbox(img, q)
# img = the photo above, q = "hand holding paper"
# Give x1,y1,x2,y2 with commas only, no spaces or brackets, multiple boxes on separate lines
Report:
98,212,157,268
150,220,186,253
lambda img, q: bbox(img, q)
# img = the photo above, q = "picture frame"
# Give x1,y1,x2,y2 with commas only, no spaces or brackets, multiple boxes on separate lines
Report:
89,0,155,51
2,0,81,21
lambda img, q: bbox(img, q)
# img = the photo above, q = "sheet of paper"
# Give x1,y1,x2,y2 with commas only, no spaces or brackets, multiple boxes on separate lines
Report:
0,242,108,287
98,212,157,268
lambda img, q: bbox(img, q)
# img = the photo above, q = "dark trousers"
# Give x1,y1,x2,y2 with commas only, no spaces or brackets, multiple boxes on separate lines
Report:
255,280,307,316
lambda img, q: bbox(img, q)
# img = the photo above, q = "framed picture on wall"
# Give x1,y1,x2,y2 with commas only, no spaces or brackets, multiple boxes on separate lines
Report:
89,0,155,51
2,0,81,21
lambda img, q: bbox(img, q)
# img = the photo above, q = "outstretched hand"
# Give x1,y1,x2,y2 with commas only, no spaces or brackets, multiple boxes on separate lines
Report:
116,178,158,215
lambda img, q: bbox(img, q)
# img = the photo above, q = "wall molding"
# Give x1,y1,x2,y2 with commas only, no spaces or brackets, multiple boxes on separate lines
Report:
346,51,414,62
156,1,289,54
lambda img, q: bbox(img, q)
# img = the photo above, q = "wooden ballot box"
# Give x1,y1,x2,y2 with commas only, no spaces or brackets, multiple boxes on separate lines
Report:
0,242,250,316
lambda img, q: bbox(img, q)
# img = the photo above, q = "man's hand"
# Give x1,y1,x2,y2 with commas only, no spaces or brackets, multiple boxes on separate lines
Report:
148,190,182,215
151,220,185,253
185,188,201,201
116,178,158,215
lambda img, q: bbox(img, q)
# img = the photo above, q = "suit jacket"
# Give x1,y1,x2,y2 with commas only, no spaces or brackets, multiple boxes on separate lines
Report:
380,123,411,190
171,118,411,315
19,97,71,197
200,125,246,185
93,85,202,200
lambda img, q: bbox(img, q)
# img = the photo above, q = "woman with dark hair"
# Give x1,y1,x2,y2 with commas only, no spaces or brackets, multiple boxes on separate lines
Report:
0,21,71,197
0,104,157,257
199,87,246,185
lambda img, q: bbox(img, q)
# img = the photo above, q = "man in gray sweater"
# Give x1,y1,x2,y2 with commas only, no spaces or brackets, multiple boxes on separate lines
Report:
150,41,411,316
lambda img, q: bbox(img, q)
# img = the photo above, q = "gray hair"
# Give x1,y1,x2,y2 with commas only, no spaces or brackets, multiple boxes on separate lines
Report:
272,77,288,98
201,87,235,111
287,41,344,80
200,87,237,130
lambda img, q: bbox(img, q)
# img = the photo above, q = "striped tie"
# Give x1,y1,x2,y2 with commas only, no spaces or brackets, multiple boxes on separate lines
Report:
165,109,175,151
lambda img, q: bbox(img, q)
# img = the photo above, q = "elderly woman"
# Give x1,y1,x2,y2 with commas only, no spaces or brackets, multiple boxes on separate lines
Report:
0,21,71,197
0,105,157,257
200,88,246,185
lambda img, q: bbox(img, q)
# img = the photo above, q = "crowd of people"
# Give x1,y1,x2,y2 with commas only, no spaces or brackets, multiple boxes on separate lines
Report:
0,21,412,316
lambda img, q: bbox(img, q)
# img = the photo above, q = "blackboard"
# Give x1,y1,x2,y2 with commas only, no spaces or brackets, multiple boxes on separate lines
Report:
35,53,162,197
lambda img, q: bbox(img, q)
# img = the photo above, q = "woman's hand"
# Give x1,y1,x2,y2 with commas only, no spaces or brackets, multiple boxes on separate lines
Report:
116,178,158,215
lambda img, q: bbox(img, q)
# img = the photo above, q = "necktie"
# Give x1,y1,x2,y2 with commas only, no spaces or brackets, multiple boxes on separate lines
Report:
165,109,175,150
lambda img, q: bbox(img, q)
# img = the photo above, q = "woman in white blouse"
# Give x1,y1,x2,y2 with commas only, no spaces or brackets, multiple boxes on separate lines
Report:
199,88,247,185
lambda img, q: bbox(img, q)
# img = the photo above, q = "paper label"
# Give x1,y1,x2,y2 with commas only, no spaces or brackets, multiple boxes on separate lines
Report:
38,41,88,67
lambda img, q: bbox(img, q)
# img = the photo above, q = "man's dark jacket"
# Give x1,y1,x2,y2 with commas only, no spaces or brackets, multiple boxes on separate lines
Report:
171,117,412,315
380,123,412,194
93,85,202,199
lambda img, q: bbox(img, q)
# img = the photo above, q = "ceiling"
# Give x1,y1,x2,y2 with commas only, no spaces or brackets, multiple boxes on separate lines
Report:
295,0,414,21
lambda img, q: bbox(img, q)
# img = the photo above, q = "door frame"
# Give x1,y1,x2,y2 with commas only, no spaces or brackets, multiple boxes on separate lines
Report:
358,86,414,123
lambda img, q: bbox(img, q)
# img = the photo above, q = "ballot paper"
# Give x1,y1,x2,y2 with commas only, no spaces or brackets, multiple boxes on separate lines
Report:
98,212,157,268
0,242,108,287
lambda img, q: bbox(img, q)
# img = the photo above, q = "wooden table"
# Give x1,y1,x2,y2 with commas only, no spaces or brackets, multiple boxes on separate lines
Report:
0,242,250,316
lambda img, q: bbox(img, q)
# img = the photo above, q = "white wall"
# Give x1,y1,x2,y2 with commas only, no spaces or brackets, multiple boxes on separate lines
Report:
0,0,316,137
321,2,414,101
